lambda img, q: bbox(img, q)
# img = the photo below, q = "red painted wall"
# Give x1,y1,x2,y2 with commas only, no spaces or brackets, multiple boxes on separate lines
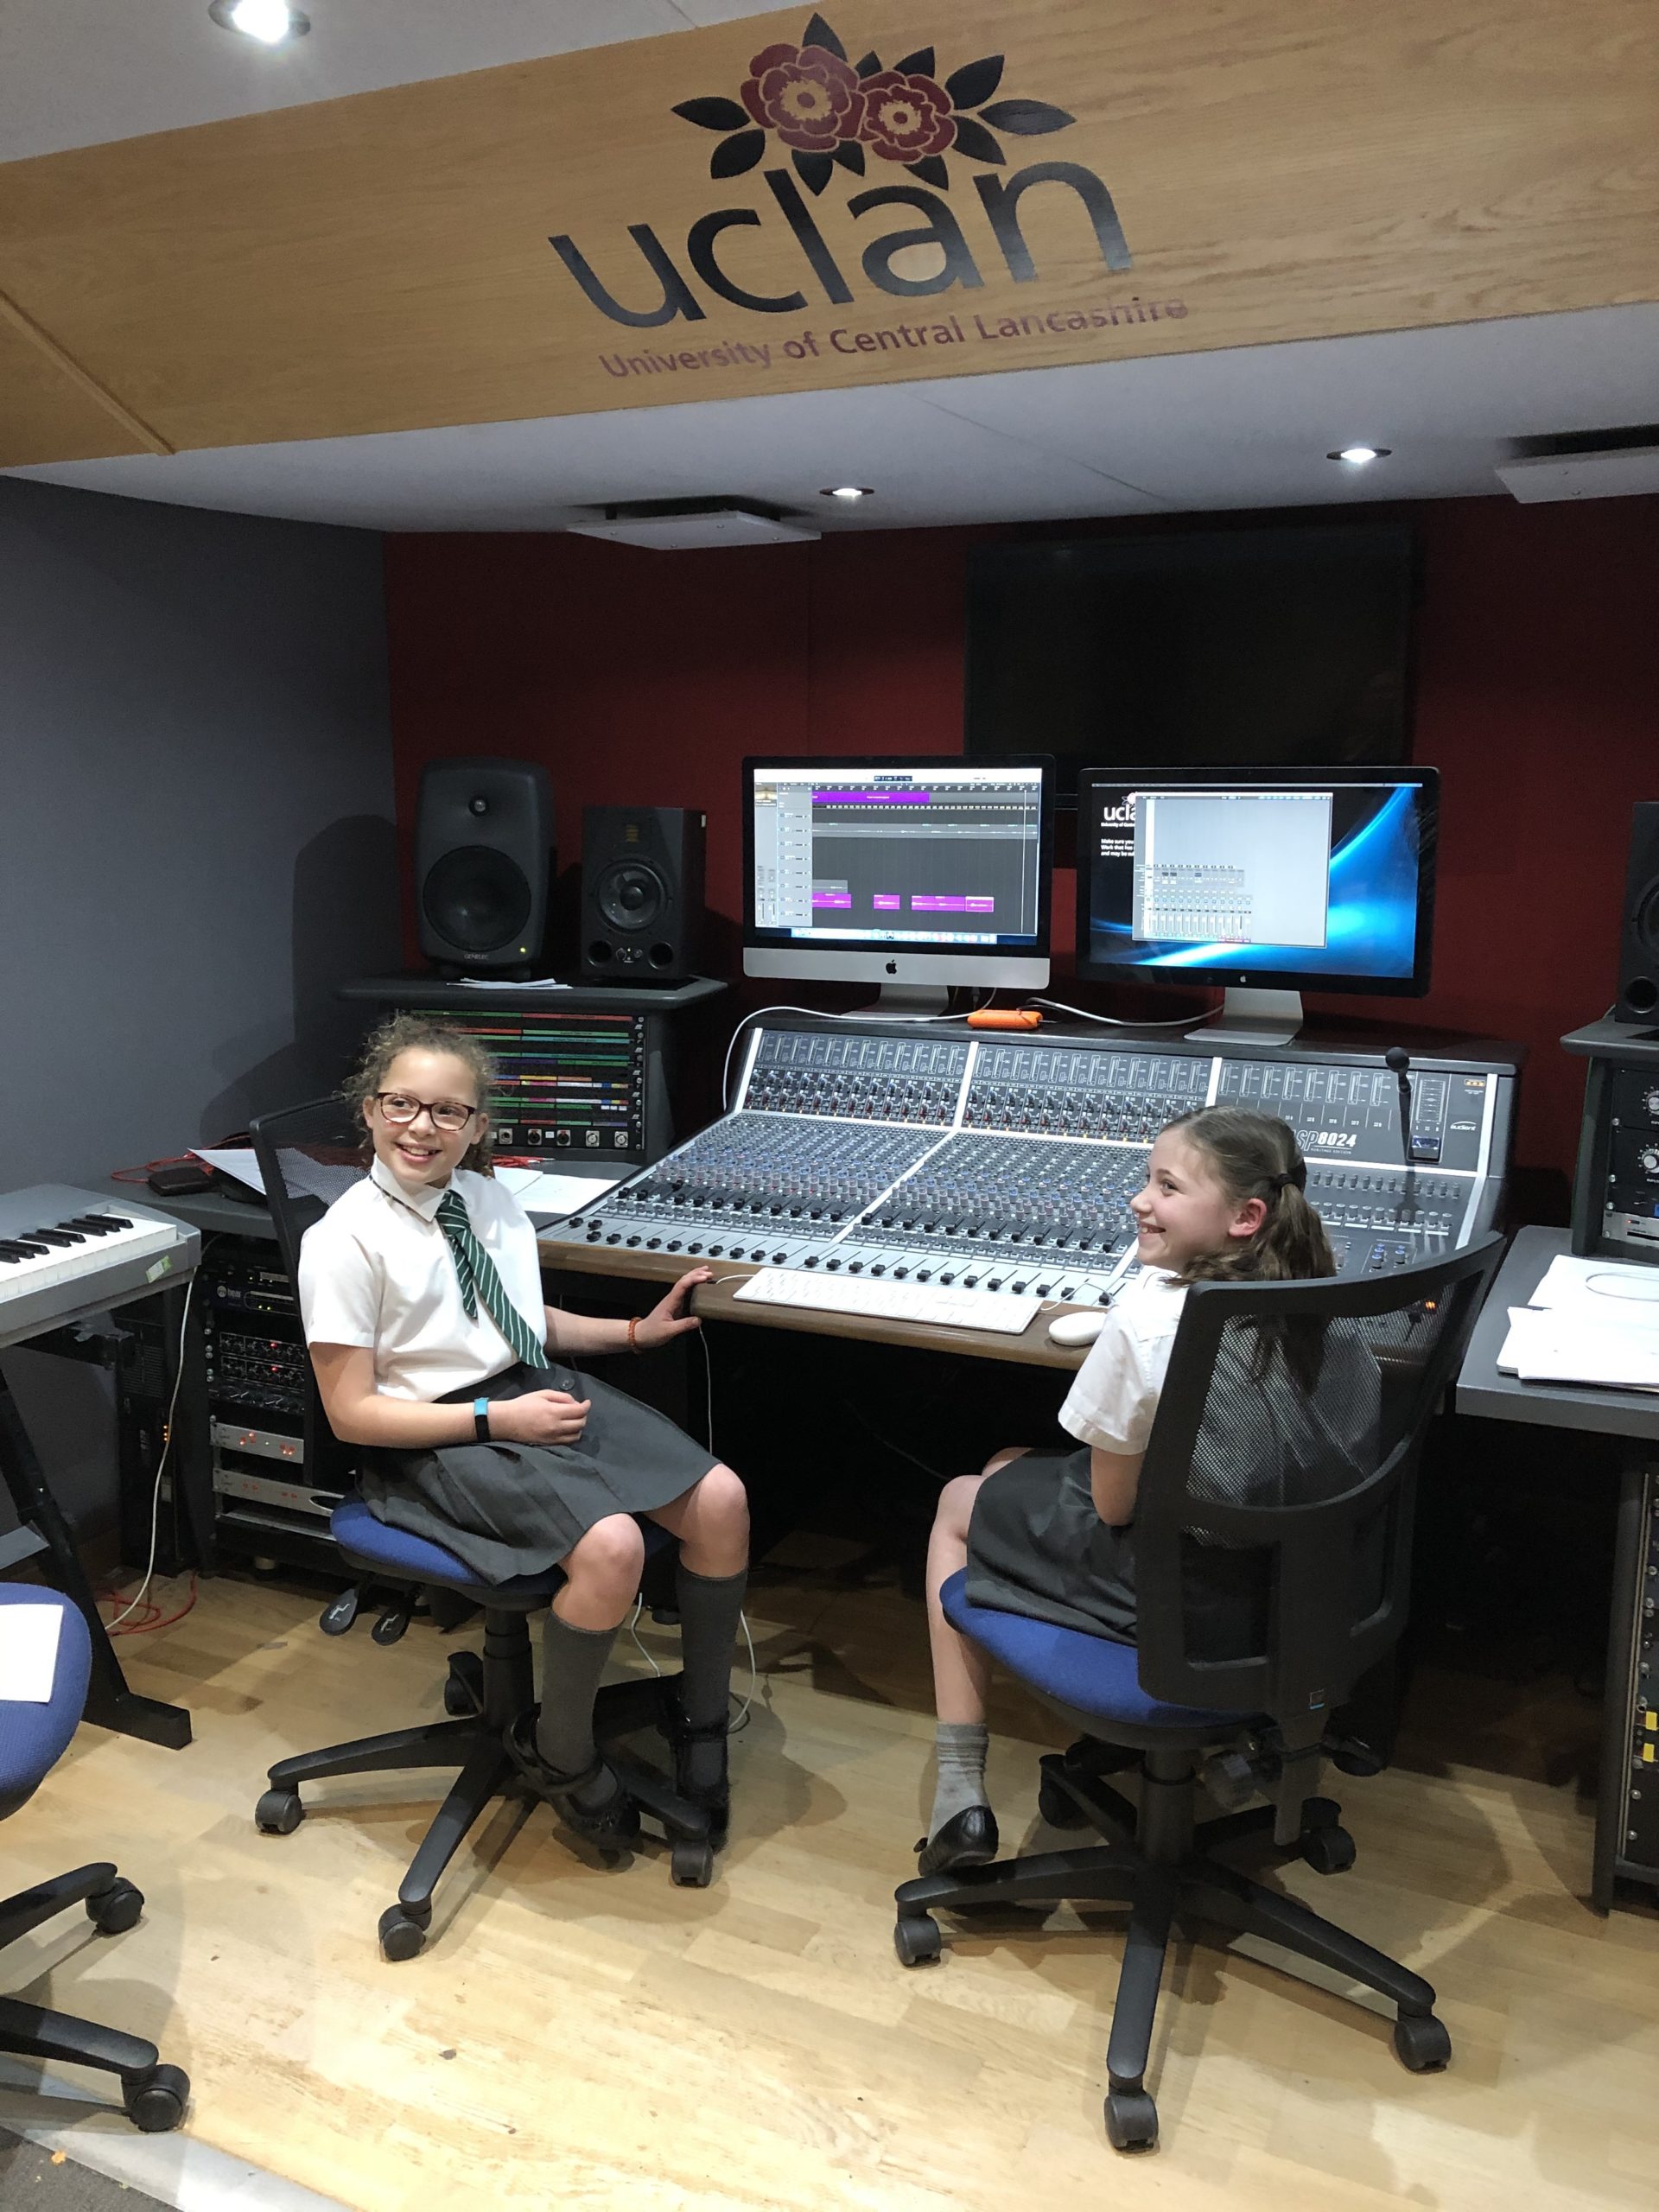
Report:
384,495,1659,1198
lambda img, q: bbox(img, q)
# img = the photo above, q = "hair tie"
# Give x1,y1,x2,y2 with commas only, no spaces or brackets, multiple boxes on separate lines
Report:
1268,1168,1305,1194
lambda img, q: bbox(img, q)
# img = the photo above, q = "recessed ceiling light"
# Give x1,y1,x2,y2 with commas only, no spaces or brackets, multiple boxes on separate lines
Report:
208,1,310,45
821,486,874,502
1328,445,1391,466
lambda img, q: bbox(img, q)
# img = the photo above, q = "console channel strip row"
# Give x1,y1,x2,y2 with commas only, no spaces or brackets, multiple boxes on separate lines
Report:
543,1021,1516,1312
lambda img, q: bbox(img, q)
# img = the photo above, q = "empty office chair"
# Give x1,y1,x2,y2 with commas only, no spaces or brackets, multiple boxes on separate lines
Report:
0,1585,189,2130
247,1098,711,1963
894,1236,1504,2152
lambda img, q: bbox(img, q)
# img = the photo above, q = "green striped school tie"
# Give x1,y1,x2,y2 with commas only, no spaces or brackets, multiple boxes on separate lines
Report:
435,1188,549,1372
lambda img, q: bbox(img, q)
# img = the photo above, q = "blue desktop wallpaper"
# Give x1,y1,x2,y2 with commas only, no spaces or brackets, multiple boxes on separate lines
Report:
1086,783,1426,981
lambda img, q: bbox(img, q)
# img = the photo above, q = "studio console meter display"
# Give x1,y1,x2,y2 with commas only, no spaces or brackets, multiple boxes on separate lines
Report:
543,1019,1516,1329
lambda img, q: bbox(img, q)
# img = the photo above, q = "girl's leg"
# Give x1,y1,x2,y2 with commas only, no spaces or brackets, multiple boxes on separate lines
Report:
925,1451,1028,1855
531,1514,646,1810
644,1467,751,1804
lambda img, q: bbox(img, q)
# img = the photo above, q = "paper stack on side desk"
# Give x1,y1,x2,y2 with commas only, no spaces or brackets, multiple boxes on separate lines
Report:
1497,1254,1659,1391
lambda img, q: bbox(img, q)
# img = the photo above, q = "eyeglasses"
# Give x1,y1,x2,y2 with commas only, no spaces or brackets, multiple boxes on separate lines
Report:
372,1091,480,1134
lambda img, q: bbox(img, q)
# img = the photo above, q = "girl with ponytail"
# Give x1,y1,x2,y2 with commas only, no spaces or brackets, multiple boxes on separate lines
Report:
916,1107,1340,1878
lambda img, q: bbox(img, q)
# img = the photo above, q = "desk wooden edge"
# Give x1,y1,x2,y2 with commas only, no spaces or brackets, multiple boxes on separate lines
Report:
539,1236,1090,1370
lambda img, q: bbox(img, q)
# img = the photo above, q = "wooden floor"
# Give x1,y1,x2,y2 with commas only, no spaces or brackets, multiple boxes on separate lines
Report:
7,1542,1659,2212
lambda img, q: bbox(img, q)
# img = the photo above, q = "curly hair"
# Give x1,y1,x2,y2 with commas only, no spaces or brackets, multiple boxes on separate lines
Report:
343,1014,496,1176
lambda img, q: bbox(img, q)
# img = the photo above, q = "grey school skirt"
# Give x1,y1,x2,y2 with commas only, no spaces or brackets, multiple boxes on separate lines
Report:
963,1447,1139,1644
358,1361,720,1586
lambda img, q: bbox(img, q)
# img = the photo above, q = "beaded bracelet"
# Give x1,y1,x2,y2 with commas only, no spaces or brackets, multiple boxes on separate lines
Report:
626,1315,642,1353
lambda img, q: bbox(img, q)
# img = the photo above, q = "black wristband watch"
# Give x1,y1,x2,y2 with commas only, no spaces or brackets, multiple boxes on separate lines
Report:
473,1395,491,1443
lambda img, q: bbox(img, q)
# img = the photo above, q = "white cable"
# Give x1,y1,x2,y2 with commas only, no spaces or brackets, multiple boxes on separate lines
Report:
107,1272,196,1630
1020,995,1209,1031
626,1592,662,1678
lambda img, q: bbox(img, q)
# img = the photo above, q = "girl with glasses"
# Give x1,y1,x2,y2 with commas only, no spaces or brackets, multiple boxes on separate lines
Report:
296,1015,748,1852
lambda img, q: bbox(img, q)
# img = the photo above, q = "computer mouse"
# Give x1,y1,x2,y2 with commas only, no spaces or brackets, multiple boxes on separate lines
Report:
1047,1308,1109,1348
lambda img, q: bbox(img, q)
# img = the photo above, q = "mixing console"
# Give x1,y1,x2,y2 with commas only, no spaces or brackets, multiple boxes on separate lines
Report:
546,1018,1516,1331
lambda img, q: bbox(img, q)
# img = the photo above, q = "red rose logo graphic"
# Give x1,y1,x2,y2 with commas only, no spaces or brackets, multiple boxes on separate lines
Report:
673,13,1074,194
859,69,957,162
741,41,866,151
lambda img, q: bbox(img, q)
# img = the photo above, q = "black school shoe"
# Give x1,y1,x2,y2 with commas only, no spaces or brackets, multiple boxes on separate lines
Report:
505,1713,641,1847
658,1686,731,1849
915,1804,1000,1878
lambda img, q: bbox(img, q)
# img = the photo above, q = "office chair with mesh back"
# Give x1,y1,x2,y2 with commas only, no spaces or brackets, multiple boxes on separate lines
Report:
247,1098,712,1962
894,1236,1504,2153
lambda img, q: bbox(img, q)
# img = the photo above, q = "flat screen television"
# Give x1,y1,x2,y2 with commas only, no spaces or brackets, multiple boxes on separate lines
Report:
965,524,1416,804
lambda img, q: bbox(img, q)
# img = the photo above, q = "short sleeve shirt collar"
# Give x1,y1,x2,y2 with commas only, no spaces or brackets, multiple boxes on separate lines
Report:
369,1154,448,1224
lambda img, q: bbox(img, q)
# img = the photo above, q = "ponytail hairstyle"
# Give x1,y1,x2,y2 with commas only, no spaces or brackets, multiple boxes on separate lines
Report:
1158,1106,1337,1391
343,1014,497,1176
1158,1106,1335,1287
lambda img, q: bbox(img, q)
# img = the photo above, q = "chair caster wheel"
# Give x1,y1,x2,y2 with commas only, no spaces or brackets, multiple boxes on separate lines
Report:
86,1877,143,1935
255,1788,304,1836
1393,2012,1452,2072
1104,2087,1158,2152
122,2063,189,2133
372,1604,411,1646
671,1839,715,1888
1036,1774,1090,1829
1300,1824,1357,1875
319,1586,361,1636
443,1652,484,1717
893,1914,942,1967
378,1904,429,1961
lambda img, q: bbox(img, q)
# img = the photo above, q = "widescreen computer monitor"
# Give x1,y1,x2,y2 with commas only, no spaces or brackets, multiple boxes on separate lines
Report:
743,757,1054,1009
1076,765,1438,1043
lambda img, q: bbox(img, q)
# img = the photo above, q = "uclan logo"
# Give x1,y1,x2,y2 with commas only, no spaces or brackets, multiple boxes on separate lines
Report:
549,162,1132,328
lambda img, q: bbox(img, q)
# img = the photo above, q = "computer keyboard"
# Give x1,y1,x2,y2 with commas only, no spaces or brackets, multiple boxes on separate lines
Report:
731,1267,1043,1335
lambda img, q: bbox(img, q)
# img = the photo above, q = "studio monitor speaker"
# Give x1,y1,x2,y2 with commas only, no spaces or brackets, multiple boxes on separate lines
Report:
1615,800,1659,1023
416,758,554,972
582,806,705,984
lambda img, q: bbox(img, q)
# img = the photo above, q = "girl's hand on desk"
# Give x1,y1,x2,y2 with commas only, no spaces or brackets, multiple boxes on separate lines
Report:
492,1389,592,1446
635,1268,715,1350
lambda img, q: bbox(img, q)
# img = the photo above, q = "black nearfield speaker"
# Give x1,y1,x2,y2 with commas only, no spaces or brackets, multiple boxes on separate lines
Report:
416,758,555,972
582,806,705,983
1614,800,1659,1024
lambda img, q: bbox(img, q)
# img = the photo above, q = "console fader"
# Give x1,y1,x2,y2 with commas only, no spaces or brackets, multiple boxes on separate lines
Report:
548,1020,1516,1313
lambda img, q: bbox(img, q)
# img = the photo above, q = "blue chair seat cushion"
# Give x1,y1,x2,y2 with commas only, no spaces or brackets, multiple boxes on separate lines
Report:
330,1492,671,1604
0,1587,92,1804
940,1568,1243,1734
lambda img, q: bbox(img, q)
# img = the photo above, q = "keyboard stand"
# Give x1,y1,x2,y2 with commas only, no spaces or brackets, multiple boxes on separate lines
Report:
0,1368,192,1751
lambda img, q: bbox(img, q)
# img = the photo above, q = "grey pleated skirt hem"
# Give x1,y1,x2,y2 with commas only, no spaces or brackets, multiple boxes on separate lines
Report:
359,1360,720,1587
963,1446,1138,1645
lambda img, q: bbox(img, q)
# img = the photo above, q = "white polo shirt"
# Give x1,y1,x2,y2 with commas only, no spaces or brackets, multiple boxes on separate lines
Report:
1058,1267,1187,1456
296,1157,548,1402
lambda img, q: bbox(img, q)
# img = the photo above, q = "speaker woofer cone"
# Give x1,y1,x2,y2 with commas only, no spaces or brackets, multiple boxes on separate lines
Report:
422,845,532,954
597,861,667,933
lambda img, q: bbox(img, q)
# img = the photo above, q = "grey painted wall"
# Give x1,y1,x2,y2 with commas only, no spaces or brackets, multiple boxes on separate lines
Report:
1,477,399,1535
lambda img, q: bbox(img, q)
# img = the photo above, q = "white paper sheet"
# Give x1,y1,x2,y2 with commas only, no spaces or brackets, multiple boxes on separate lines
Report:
505,1169,622,1217
193,1147,264,1194
454,976,571,990
1530,1254,1659,1323
0,1602,64,1703
1496,1303,1659,1391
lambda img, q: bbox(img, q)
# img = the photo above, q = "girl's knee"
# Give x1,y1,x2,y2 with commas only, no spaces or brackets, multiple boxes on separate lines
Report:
982,1446,1027,1478
933,1472,985,1539
696,1464,749,1539
567,1514,645,1600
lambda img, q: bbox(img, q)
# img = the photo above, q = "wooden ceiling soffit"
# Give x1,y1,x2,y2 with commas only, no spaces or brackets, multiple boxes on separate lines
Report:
2,0,1656,468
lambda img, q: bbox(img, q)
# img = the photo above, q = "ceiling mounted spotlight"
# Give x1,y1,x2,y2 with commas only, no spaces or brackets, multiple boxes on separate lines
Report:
821,486,874,502
208,0,310,44
1327,445,1391,466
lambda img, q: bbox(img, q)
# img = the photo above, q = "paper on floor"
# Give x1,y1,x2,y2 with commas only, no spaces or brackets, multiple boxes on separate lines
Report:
0,1602,64,1703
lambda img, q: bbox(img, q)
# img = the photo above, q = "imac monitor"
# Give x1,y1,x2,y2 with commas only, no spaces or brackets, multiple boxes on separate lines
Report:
744,756,1053,1009
1077,766,1437,1043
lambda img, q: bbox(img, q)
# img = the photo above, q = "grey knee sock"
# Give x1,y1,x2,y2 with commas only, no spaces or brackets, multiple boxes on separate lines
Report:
676,1563,747,1790
537,1607,622,1807
930,1721,990,1839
